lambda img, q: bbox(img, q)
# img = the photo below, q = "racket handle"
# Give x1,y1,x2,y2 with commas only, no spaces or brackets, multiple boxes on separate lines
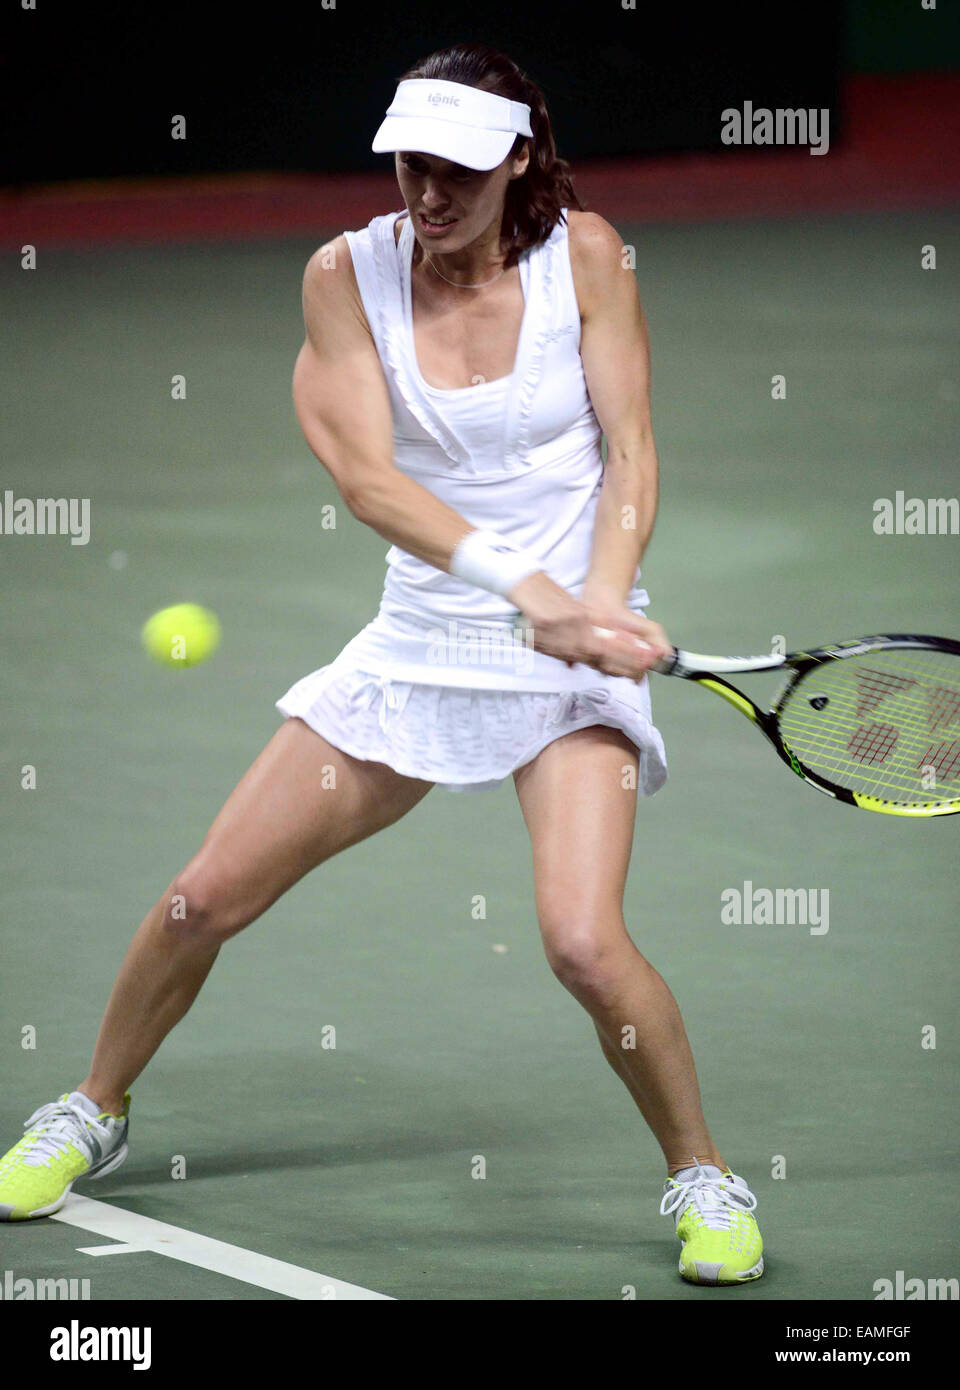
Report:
591,626,677,671
652,648,680,675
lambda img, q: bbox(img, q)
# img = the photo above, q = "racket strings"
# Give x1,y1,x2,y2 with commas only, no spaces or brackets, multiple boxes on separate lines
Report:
776,651,960,803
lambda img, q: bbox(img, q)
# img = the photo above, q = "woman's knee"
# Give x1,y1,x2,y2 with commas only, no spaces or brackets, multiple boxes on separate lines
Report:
539,908,631,1000
160,860,259,945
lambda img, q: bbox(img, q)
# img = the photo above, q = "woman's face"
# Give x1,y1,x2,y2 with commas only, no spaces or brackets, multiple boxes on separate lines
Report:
395,145,529,251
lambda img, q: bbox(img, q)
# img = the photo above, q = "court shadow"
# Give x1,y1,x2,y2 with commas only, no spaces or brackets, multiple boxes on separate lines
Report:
110,1128,485,1188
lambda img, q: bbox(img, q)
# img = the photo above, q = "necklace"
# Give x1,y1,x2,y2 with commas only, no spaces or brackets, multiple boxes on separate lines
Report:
423,253,506,290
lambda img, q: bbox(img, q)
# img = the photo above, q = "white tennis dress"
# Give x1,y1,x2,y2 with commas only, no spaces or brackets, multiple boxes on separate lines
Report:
276,209,668,794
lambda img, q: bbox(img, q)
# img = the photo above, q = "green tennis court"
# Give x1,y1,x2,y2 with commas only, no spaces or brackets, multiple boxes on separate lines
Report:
1,210,957,1300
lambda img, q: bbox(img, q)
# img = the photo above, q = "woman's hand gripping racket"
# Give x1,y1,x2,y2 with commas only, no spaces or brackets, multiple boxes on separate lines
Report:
639,633,960,817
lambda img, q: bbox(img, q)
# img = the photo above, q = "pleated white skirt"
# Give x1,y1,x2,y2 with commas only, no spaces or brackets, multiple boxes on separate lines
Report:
276,658,668,794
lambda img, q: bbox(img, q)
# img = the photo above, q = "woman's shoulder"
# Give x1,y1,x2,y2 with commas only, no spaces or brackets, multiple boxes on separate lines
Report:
303,234,353,288
303,210,405,298
564,210,631,316
565,209,625,266
300,233,368,334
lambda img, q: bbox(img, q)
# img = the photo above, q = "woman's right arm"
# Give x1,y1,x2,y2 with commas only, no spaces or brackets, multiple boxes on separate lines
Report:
292,237,475,572
291,238,653,677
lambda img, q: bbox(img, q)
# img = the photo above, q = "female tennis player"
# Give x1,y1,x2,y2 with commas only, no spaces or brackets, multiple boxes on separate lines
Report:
0,43,764,1288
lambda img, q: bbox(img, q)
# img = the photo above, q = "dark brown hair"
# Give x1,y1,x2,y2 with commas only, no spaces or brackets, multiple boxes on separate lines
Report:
398,43,583,268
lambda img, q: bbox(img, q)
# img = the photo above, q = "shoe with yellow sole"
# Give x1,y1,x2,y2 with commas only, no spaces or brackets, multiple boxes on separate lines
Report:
660,1157,764,1284
0,1090,130,1221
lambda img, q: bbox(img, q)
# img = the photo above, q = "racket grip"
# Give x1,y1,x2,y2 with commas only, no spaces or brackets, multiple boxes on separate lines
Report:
652,648,681,675
591,626,677,674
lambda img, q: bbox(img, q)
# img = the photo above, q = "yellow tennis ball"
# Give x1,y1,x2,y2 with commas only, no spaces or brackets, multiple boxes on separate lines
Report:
141,603,221,668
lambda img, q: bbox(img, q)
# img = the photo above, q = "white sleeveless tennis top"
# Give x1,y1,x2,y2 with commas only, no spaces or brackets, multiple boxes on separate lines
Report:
329,208,652,691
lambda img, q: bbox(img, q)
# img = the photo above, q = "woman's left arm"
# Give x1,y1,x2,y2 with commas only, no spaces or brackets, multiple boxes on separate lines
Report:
569,211,667,652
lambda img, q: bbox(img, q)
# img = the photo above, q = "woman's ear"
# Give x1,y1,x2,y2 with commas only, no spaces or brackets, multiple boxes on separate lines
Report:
510,141,530,180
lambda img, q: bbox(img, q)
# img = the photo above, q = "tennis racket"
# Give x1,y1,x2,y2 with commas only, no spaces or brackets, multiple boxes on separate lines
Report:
648,633,960,817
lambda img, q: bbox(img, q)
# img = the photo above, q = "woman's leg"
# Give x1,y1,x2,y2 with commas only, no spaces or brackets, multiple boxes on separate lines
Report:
78,717,433,1114
513,724,725,1176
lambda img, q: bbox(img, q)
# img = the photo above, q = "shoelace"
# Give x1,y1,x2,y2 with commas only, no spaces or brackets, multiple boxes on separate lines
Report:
20,1099,110,1169
659,1158,758,1231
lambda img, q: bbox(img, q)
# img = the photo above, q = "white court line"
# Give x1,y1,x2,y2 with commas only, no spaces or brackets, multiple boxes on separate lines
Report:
77,1242,153,1256
53,1196,393,1300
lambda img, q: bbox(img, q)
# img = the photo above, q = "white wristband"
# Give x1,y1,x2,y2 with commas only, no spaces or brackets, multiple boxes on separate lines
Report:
449,529,543,598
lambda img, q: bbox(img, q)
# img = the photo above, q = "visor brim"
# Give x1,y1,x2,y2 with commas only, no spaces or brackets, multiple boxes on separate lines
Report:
372,116,518,172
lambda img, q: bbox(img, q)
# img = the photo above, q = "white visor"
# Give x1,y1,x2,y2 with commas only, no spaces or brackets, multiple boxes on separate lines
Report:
372,79,532,171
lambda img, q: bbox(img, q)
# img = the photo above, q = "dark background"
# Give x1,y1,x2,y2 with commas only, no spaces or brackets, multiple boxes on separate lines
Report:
8,0,956,187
